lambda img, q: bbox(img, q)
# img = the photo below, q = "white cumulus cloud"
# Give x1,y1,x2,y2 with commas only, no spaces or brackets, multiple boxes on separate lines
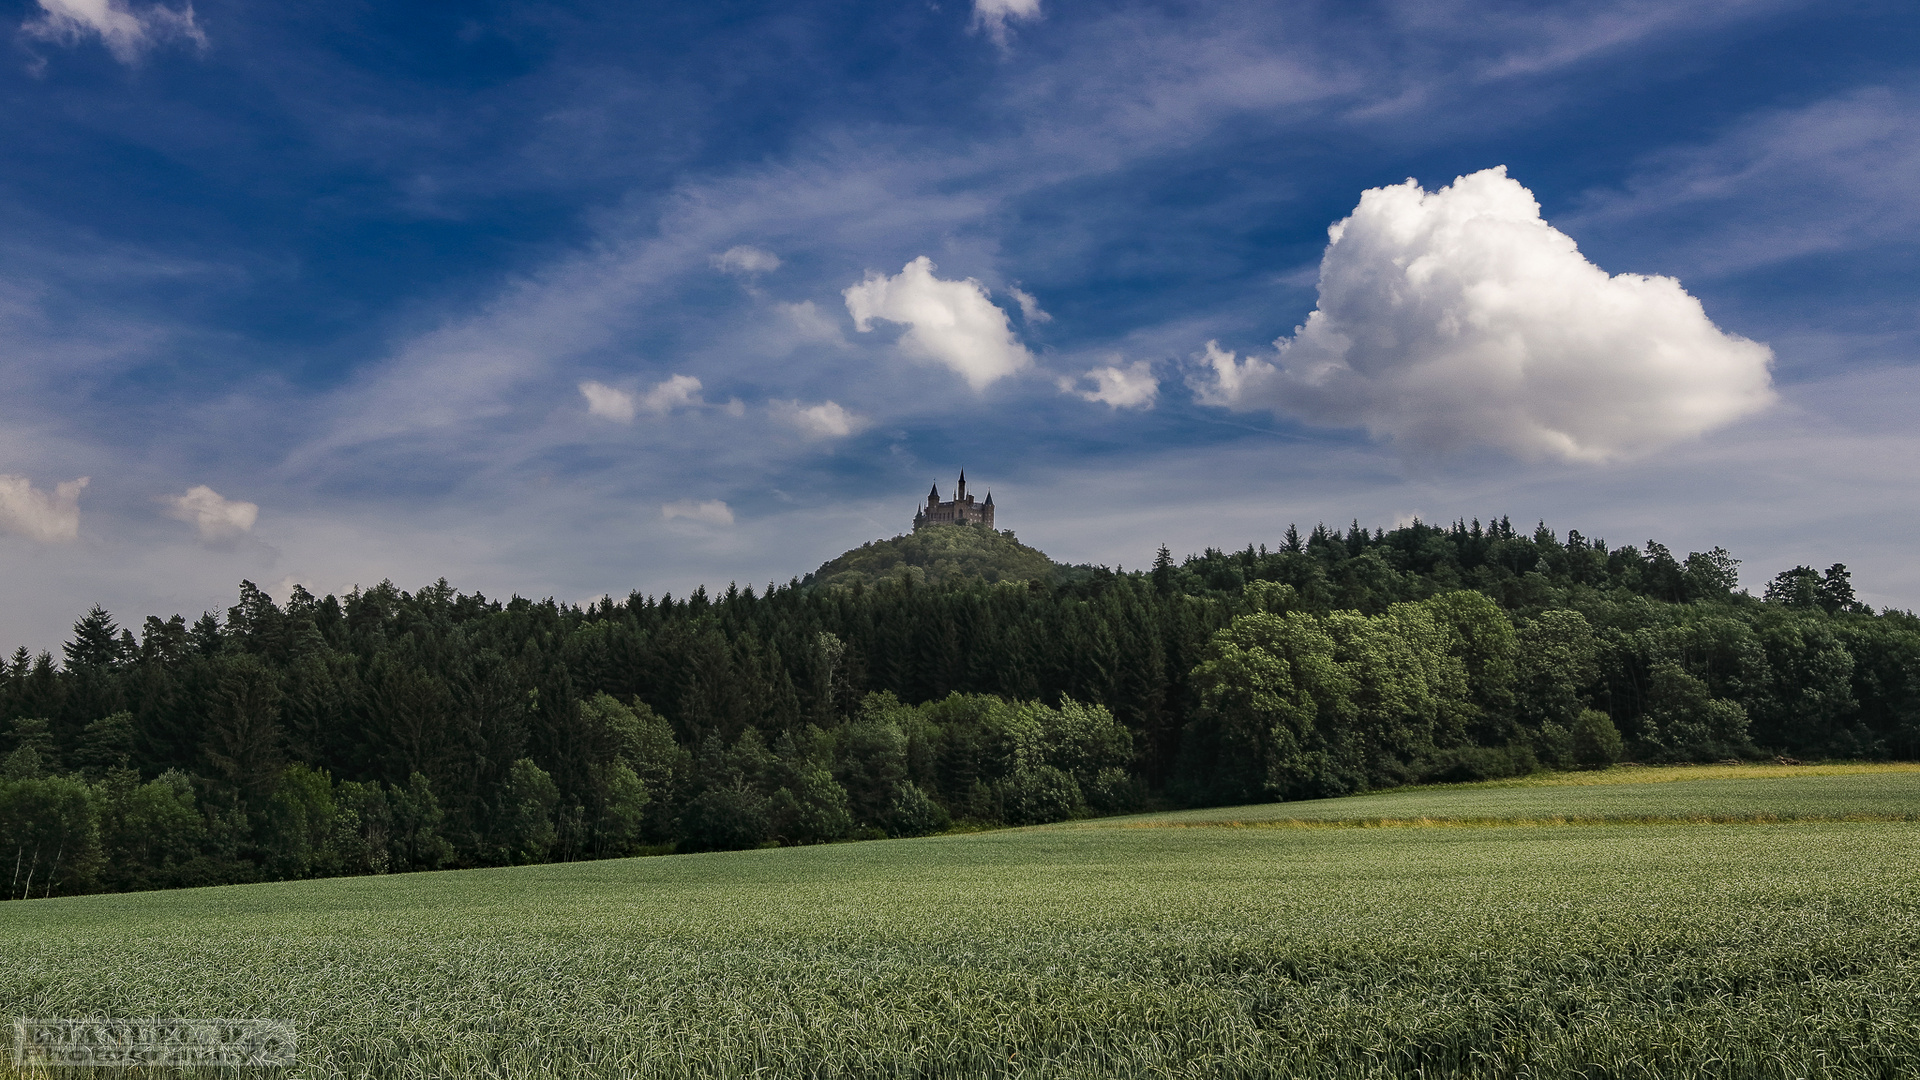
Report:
1190,166,1776,462
0,475,86,543
22,0,205,64
164,484,258,542
1064,360,1158,409
772,399,867,439
713,245,781,274
580,374,705,422
579,380,636,422
640,374,704,415
972,0,1041,47
661,499,734,526
843,256,1031,391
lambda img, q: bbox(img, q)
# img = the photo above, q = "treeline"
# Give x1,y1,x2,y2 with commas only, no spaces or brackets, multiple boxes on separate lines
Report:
3,517,1917,899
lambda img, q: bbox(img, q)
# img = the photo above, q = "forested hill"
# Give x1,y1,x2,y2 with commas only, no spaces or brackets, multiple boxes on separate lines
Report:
3,516,1917,899
803,524,1059,590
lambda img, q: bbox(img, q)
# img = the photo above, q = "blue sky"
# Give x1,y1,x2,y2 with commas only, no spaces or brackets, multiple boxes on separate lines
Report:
2,0,1917,652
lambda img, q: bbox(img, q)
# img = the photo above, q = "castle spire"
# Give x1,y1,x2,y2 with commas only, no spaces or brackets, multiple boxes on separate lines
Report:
958,469,967,501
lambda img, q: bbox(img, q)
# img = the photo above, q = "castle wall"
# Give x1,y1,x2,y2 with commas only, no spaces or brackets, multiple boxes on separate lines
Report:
918,496,994,530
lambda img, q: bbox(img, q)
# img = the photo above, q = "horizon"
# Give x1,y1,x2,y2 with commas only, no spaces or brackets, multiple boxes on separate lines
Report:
9,508,1858,659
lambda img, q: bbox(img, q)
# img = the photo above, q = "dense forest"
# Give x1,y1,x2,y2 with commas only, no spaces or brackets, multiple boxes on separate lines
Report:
3,516,1916,900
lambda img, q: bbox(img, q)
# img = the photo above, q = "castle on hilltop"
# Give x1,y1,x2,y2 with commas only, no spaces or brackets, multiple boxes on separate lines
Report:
914,471,994,531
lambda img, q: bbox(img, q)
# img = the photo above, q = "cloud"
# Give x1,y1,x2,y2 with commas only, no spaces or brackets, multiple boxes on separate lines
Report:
1190,167,1776,463
972,0,1042,47
713,245,781,274
1008,285,1051,324
640,374,704,415
163,484,258,542
1569,86,1920,277
0,475,86,543
1063,360,1158,409
776,300,847,345
580,375,705,422
844,256,1032,391
661,499,734,526
21,0,205,64
772,399,867,439
579,380,636,422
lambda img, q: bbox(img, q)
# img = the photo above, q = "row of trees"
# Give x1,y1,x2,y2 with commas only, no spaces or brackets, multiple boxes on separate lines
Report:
0,690,1132,897
3,518,1916,899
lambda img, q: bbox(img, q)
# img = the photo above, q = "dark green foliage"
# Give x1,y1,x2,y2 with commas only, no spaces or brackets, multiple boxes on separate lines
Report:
1,515,1917,897
767,734,853,846
995,764,1083,825
883,781,949,836
679,733,775,852
1572,709,1625,767
95,768,211,891
264,763,339,879
388,773,455,871
493,758,560,865
1418,744,1541,784
680,782,773,853
73,711,137,778
805,524,1059,590
0,772,101,898
4,717,55,779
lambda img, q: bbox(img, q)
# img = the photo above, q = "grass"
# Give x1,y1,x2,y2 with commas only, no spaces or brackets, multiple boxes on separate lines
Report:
1111,760,1920,829
4,764,1919,1078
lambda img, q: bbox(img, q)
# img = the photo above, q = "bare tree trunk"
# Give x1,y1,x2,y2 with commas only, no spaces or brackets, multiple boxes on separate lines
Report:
9,844,21,900
43,839,63,900
20,842,40,902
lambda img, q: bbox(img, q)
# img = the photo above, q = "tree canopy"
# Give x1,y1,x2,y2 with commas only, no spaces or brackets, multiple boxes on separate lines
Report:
3,516,1917,899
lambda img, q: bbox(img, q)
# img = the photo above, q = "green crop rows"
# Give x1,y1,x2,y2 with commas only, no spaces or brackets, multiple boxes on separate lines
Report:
5,767,1919,1079
1118,763,1920,828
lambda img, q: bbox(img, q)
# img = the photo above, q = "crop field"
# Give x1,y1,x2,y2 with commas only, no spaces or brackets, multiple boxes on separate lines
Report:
1116,762,1920,829
4,765,1920,1079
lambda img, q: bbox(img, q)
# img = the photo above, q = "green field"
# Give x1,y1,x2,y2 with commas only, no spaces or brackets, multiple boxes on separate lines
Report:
5,765,1919,1079
1114,762,1920,828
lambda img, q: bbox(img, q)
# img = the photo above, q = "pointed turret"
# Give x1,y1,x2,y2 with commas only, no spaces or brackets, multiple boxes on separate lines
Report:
984,491,993,506
957,469,967,502
928,484,940,506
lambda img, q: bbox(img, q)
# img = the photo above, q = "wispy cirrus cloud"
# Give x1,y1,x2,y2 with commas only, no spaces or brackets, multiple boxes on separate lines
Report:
21,0,205,64
1570,85,1920,276
1007,286,1050,324
712,245,781,274
661,498,733,526
972,0,1042,48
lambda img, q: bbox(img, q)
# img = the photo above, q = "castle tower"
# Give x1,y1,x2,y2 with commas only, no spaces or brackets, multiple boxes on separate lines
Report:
913,472,995,532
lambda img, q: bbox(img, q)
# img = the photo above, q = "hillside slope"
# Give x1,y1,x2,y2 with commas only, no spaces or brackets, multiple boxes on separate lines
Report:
805,524,1059,590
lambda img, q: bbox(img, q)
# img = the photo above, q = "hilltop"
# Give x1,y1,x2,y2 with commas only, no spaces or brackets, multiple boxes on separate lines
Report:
803,523,1060,590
